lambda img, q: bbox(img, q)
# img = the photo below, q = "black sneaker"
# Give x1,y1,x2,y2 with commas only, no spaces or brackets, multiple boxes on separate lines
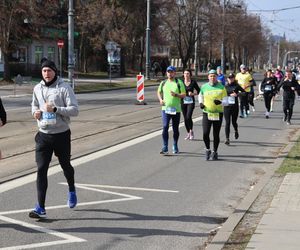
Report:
283,116,287,122
235,131,239,139
205,149,211,161
224,139,230,145
211,151,218,160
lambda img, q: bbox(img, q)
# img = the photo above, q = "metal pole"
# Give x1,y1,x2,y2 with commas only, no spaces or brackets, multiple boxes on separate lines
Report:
282,51,300,68
276,42,280,67
59,47,62,78
221,0,225,73
194,1,199,76
268,37,272,69
109,63,112,85
68,0,74,85
145,0,151,80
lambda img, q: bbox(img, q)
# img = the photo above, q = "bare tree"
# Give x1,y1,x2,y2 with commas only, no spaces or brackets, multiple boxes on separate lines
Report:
0,0,60,82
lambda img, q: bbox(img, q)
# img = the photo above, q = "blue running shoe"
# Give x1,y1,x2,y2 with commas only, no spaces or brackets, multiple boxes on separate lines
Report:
160,146,168,155
172,144,179,154
29,204,46,219
68,191,77,208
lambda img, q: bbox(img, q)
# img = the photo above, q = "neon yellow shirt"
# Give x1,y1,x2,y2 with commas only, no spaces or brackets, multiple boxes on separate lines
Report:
235,72,252,92
200,82,227,113
158,79,185,112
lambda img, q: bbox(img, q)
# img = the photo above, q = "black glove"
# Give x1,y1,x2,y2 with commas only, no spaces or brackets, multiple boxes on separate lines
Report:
214,99,222,105
200,103,205,109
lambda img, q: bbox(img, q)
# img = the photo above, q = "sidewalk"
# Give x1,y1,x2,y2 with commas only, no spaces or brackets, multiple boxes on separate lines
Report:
246,173,300,250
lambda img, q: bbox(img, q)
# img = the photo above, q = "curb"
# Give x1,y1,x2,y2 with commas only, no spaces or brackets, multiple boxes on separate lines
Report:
206,127,300,250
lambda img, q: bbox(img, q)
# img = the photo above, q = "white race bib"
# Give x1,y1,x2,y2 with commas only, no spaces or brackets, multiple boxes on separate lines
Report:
183,96,194,104
207,113,220,121
228,96,235,104
265,85,272,91
40,112,57,126
165,107,177,115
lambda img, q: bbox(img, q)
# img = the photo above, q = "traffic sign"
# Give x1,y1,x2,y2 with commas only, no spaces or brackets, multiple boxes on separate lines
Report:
57,40,64,48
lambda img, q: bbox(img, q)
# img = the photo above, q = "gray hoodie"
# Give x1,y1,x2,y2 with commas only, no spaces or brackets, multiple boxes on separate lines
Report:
31,77,79,134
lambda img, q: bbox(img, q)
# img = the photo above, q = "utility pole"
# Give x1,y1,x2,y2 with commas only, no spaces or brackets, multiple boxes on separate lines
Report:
145,0,151,80
268,36,272,69
68,0,75,87
276,41,280,67
221,0,226,73
194,1,199,76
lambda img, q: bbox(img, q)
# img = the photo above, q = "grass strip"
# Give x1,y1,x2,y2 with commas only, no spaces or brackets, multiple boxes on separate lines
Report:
276,137,300,174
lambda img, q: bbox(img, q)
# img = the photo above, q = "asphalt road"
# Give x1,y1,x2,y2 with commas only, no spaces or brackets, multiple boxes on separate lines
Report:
0,80,299,249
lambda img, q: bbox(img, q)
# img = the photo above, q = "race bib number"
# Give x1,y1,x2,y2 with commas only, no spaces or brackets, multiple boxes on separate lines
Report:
40,112,56,126
208,113,220,121
265,85,272,91
183,96,193,104
165,107,177,115
228,96,235,104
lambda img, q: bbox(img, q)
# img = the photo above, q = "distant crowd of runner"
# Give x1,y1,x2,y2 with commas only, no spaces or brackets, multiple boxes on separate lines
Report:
157,64,299,160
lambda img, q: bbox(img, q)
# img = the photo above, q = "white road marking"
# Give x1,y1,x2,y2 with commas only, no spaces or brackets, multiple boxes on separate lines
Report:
0,183,178,249
0,117,201,194
73,183,179,193
0,215,85,250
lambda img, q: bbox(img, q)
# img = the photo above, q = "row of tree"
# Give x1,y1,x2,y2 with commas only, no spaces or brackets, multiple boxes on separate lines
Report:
1,0,300,81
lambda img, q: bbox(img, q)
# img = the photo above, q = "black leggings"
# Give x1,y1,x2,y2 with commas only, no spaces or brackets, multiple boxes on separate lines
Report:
202,112,223,152
248,92,255,107
182,103,195,132
35,130,75,208
263,92,273,112
224,105,239,139
239,92,249,114
283,97,295,121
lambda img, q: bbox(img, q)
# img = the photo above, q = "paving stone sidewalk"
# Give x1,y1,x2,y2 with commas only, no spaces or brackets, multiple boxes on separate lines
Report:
246,173,300,250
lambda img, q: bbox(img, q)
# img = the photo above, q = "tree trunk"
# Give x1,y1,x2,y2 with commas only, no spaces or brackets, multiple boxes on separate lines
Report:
2,52,12,82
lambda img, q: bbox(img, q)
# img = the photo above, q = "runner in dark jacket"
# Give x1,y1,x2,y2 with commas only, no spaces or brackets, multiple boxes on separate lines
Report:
223,73,245,145
277,69,298,125
181,69,200,140
260,69,276,119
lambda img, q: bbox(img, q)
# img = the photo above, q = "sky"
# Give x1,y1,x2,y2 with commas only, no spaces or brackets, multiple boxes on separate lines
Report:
244,0,300,41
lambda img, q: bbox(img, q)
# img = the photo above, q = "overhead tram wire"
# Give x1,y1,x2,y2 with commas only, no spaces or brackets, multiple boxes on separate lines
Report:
248,5,300,13
246,2,300,34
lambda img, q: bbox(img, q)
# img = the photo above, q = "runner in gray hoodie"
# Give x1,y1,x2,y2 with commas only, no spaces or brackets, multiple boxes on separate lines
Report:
29,58,79,219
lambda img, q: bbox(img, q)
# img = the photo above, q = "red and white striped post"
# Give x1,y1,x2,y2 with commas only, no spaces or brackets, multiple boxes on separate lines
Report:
136,73,147,105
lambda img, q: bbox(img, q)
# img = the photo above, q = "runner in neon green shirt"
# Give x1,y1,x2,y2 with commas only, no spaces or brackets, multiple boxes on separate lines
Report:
199,69,227,160
157,66,186,154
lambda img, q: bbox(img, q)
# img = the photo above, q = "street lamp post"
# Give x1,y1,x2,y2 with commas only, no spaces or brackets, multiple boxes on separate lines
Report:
145,0,151,80
276,41,280,67
282,51,300,68
221,0,226,73
268,37,272,69
194,2,199,76
68,0,75,87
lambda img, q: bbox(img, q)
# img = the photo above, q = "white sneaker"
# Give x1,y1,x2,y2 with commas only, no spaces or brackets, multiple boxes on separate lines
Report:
185,133,190,140
265,111,269,119
189,131,194,140
252,106,255,112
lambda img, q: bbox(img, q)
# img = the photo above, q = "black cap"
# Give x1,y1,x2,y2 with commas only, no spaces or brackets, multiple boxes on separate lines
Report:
41,57,57,73
228,73,235,78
